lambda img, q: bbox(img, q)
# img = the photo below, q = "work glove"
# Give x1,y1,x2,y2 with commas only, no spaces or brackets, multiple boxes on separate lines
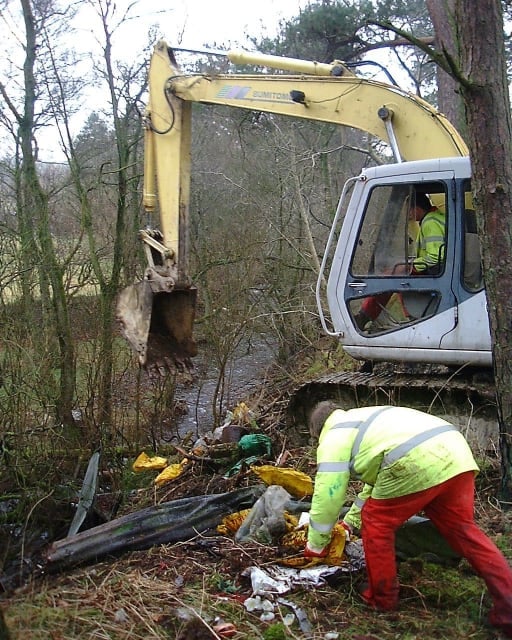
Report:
340,521,352,541
303,543,328,558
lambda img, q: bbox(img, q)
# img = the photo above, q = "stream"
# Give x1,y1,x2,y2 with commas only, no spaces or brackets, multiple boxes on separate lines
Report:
174,335,277,436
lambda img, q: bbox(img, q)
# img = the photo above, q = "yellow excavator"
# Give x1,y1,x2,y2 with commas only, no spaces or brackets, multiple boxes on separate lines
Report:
116,41,494,442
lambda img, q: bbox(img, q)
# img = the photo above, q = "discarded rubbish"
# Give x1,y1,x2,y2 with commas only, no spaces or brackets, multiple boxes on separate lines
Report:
223,434,273,478
282,612,295,626
212,620,237,637
250,465,313,498
217,509,252,535
231,401,257,427
280,521,348,567
244,594,276,611
221,485,347,568
132,452,168,471
244,566,291,595
219,424,246,443
242,546,365,595
67,451,100,538
243,594,286,623
235,485,291,544
46,485,264,569
213,403,258,444
154,461,188,486
260,611,275,622
244,591,312,631
277,597,312,634
238,434,272,457
223,456,261,478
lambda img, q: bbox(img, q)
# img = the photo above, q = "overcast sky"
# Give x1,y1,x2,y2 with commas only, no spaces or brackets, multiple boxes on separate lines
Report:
72,0,311,58
34,0,310,160
138,0,310,50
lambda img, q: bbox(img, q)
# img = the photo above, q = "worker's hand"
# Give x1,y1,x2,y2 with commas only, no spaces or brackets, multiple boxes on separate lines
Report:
340,521,352,541
304,543,328,558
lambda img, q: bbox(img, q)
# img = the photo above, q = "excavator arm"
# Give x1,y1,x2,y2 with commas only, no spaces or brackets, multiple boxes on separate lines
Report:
116,39,467,372
169,50,467,161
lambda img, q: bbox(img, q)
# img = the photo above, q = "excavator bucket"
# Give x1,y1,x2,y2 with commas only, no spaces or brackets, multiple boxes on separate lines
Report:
116,281,198,372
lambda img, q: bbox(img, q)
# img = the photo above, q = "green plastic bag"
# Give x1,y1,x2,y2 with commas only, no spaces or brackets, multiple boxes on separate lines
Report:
238,434,272,457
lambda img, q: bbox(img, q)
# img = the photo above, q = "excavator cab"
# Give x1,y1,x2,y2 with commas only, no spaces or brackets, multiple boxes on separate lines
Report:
317,157,491,369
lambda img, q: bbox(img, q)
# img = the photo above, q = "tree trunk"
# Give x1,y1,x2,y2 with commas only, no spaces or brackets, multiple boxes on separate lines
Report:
19,0,77,437
425,0,467,137
454,0,512,502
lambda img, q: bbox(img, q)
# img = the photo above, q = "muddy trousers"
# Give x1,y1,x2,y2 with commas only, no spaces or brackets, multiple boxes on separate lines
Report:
361,471,512,634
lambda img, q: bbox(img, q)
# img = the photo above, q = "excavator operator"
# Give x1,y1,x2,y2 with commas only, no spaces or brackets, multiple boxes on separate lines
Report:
354,192,446,330
409,192,446,275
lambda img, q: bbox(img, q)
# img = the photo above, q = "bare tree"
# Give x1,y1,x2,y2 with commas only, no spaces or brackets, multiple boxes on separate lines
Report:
62,0,147,428
0,0,79,435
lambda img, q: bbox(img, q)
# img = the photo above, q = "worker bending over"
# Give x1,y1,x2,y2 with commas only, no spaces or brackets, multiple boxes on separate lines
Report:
304,401,512,637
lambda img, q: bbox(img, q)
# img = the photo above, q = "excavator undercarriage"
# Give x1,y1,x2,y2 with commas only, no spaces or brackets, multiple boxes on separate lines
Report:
287,365,498,451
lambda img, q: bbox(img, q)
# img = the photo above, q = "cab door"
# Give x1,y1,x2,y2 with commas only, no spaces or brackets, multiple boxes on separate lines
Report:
325,171,458,359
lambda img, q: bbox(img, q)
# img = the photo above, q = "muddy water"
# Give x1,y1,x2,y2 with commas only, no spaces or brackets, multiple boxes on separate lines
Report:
174,337,277,436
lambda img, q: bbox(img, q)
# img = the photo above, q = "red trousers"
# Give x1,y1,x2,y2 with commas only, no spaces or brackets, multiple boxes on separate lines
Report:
360,293,393,321
361,471,512,634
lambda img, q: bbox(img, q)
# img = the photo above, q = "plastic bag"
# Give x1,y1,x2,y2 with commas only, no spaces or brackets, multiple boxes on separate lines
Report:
235,485,291,544
154,461,188,486
279,522,347,567
238,434,272,457
250,465,313,498
132,452,168,472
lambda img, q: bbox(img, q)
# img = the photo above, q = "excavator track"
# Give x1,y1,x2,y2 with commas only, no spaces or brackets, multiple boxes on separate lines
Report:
287,367,498,451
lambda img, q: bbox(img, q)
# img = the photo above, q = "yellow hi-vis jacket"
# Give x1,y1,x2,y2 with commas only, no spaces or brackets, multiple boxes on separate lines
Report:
413,208,446,273
307,406,478,551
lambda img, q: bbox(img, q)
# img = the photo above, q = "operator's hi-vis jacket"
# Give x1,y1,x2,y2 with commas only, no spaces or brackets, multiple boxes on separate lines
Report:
307,406,479,551
413,207,446,273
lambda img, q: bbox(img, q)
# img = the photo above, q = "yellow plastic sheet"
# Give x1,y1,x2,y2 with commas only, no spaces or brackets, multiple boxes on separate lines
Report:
132,452,168,472
279,522,347,567
250,465,313,498
216,509,252,535
154,461,188,487
217,509,299,536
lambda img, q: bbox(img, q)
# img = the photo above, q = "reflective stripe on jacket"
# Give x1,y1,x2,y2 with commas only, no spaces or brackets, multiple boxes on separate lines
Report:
307,405,478,550
413,208,446,273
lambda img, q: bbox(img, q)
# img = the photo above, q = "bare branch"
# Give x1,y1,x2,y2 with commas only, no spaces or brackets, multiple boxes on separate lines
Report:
367,19,473,90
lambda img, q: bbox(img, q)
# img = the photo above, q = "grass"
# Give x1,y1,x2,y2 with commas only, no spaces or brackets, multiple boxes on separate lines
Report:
2,556,502,639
